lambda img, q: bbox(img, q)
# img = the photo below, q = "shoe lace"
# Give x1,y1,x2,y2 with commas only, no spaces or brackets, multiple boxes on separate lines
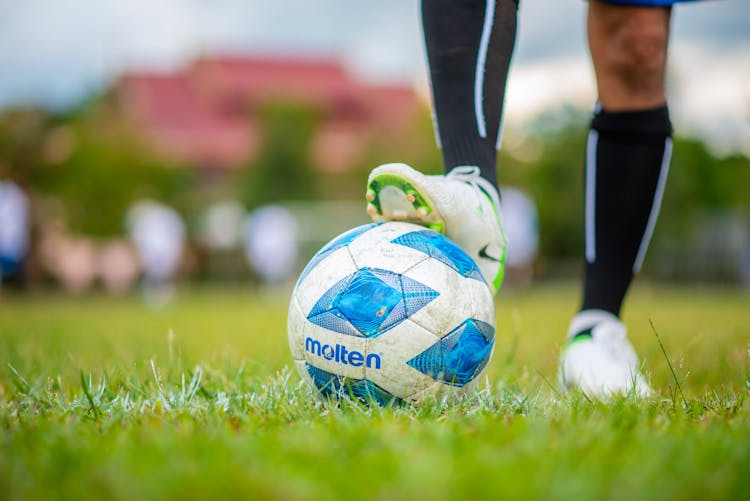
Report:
446,166,502,214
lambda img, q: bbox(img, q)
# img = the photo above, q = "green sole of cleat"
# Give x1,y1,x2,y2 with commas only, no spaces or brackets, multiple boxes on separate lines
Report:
560,331,594,358
367,174,445,234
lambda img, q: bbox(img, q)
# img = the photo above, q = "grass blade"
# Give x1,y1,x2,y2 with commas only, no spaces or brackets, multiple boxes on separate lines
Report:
80,370,100,421
650,318,687,408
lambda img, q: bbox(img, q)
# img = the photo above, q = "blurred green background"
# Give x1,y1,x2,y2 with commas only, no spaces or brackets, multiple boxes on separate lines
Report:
1,1,749,294
2,94,748,290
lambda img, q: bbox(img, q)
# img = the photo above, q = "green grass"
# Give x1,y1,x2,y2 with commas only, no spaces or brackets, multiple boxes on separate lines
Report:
1,284,749,500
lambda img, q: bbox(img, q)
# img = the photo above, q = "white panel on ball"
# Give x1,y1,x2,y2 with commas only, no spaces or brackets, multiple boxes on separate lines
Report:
403,257,493,339
287,294,307,361
365,319,440,399
347,222,430,274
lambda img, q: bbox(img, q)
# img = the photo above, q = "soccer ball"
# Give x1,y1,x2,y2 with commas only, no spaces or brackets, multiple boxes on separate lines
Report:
287,222,496,405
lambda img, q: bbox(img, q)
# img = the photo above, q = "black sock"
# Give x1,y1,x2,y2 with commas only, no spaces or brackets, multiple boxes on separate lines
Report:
581,105,673,317
421,0,518,186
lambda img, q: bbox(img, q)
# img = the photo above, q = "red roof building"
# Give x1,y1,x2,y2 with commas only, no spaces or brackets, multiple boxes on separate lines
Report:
116,55,420,171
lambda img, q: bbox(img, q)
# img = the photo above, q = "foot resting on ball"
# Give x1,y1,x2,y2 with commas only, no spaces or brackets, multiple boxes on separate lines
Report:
366,162,507,294
559,309,652,398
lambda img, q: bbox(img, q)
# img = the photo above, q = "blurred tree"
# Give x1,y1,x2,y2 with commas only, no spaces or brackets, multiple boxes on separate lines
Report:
366,109,445,176
341,108,443,202
1,98,747,270
4,100,195,237
661,138,750,237
498,109,590,261
236,102,321,207
0,108,54,185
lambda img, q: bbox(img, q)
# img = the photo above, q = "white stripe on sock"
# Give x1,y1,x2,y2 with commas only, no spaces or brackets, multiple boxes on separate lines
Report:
495,113,505,150
475,0,495,139
418,1,442,149
633,137,673,273
585,129,598,263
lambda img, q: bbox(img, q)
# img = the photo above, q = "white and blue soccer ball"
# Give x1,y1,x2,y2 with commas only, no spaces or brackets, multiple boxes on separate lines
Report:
288,222,496,405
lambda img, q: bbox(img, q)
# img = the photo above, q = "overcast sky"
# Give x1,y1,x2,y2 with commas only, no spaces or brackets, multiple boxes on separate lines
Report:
0,0,747,152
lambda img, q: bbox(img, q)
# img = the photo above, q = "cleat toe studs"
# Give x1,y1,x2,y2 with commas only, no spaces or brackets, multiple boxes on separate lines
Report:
366,203,378,216
406,192,416,203
416,207,428,219
365,189,376,202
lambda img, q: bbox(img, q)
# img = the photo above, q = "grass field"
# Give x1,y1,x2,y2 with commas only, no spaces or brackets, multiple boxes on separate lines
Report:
1,284,748,500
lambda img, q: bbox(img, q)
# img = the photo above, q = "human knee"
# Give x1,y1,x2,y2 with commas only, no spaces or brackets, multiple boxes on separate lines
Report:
607,14,668,97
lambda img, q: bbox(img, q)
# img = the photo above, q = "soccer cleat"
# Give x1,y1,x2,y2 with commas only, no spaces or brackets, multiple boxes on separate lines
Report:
559,310,652,398
366,162,506,294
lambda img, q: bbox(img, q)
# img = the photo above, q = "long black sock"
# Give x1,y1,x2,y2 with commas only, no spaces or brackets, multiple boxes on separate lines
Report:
421,0,518,187
582,105,673,316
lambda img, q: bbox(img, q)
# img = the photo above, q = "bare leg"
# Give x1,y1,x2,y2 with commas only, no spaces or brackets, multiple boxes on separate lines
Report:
581,1,673,316
588,2,670,111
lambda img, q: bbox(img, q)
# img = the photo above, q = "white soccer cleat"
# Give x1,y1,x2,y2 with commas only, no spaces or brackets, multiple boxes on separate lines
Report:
366,162,507,294
559,310,652,398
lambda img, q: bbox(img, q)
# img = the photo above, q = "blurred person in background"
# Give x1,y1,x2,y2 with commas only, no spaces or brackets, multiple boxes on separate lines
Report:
127,200,186,308
243,205,299,285
366,0,693,397
197,201,247,280
198,201,246,253
97,239,141,295
498,187,538,286
0,180,30,292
